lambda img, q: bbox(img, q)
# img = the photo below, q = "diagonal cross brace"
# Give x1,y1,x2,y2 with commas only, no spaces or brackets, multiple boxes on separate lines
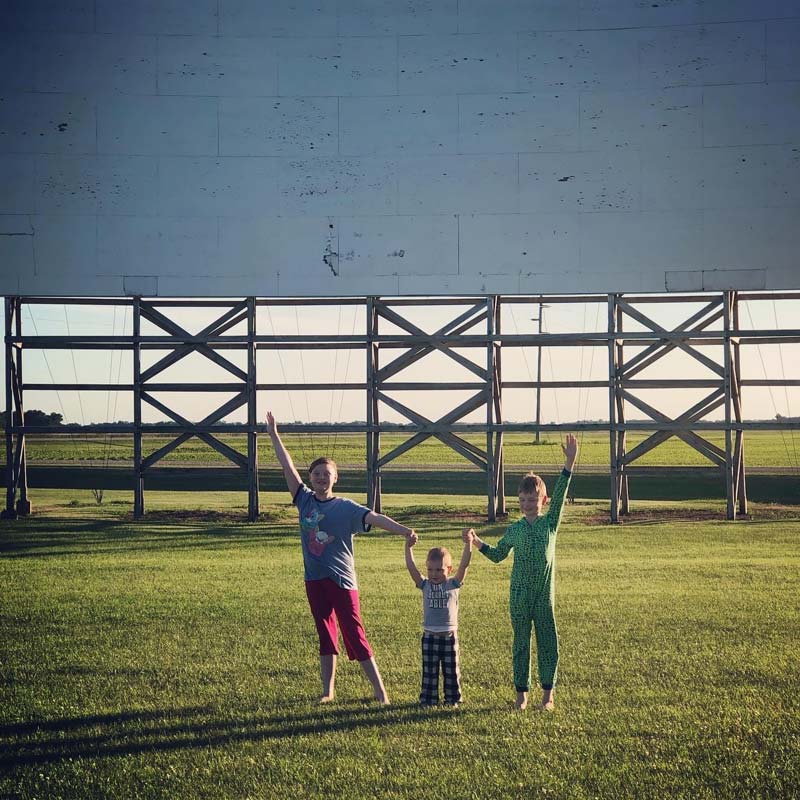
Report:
375,302,488,382
139,302,248,382
620,389,727,467
140,391,248,470
618,299,725,378
376,389,489,470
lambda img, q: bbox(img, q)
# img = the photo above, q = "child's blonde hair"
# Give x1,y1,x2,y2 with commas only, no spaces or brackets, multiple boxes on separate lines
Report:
518,472,547,497
426,546,452,565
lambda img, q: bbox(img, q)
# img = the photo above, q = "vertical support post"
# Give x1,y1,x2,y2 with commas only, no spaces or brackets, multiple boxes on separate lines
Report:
133,297,144,518
247,297,259,521
494,296,505,517
616,301,629,515
14,298,29,515
4,298,16,518
486,296,497,522
607,294,619,523
723,291,735,519
366,297,381,513
732,293,747,516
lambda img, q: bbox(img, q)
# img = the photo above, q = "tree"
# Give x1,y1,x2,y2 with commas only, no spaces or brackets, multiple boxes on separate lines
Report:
0,409,64,427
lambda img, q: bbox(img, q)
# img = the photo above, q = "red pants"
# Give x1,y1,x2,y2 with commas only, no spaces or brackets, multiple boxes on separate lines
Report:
305,578,373,662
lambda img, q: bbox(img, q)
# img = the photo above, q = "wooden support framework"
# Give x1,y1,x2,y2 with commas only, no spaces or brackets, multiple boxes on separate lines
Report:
367,296,506,521
608,291,749,520
134,298,254,518
2,297,28,518
3,292,800,522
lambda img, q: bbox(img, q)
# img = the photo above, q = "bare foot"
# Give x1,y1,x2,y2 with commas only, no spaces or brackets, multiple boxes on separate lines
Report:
540,689,554,711
375,691,390,706
319,694,335,704
515,691,528,711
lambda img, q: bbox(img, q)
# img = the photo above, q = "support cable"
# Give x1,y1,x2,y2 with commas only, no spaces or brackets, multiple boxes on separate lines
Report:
773,298,799,472
63,306,87,428
576,302,602,478
744,302,799,472
294,305,316,462
264,304,308,467
333,304,360,463
24,306,82,459
509,304,562,468
325,304,343,458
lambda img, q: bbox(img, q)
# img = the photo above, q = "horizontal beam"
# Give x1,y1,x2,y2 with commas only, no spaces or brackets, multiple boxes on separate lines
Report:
14,292,800,309
11,329,800,348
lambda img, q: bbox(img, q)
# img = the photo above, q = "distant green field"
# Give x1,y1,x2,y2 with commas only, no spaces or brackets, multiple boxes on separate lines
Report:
1,492,798,799
18,429,800,468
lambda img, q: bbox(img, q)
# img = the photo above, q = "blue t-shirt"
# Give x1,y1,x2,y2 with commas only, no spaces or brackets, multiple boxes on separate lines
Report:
293,484,372,590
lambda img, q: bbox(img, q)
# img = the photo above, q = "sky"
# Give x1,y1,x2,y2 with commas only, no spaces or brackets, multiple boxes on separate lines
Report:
4,294,798,428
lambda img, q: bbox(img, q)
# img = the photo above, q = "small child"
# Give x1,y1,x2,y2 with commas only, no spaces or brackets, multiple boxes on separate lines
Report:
267,411,414,706
405,531,472,706
467,434,577,712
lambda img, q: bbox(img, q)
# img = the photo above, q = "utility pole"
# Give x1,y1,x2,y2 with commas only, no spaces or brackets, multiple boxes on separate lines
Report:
532,300,549,444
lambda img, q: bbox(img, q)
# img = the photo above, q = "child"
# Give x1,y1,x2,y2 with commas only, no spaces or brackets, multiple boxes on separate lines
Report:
266,411,415,706
467,434,577,712
405,531,472,706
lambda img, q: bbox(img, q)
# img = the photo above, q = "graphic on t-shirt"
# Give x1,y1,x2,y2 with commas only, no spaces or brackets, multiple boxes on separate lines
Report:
300,509,334,557
428,583,448,608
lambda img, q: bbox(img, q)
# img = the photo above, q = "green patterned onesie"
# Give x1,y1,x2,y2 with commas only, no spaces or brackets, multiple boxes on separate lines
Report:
478,468,572,692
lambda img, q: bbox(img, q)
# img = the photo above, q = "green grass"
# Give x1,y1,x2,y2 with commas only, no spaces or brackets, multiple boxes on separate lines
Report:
2,492,799,799
19,429,800,468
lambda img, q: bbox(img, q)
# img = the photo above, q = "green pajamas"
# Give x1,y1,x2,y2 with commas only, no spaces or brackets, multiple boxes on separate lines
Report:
479,469,571,692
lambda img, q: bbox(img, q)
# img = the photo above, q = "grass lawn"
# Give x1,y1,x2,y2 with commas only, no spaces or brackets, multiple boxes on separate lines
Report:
1,491,799,799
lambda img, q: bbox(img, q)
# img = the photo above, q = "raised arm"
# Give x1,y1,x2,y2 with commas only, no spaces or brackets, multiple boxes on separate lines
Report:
545,433,578,530
454,531,473,584
562,433,578,472
404,532,424,588
266,411,302,498
365,510,414,539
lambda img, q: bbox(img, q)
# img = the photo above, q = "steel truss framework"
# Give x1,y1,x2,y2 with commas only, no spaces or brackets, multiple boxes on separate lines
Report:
4,292,800,523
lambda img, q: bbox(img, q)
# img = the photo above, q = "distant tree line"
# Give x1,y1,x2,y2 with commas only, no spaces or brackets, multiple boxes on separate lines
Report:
0,409,64,427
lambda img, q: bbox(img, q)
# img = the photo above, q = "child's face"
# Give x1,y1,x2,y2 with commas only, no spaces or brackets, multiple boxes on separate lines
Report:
519,490,546,519
425,558,452,584
309,463,337,496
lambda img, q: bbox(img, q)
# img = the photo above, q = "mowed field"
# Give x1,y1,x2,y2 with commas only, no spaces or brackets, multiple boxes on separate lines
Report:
18,429,800,468
1,490,798,800
14,429,800,504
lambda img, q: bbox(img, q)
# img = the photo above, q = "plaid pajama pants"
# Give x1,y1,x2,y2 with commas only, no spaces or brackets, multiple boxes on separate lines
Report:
420,631,461,705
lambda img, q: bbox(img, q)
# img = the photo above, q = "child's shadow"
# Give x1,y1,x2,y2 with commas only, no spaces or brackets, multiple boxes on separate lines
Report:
0,700,484,767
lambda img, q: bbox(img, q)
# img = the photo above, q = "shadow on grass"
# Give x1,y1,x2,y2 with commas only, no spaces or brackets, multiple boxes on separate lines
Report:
0,517,301,558
0,701,481,766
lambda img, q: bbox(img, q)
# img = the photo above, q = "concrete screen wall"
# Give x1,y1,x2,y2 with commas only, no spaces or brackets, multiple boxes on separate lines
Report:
1,0,798,296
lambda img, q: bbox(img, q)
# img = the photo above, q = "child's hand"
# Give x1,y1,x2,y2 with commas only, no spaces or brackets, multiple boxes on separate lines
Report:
407,531,418,547
266,411,277,435
562,433,578,469
462,527,475,545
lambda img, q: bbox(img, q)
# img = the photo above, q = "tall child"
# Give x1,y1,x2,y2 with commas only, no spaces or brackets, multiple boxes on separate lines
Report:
467,434,578,711
266,411,414,705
